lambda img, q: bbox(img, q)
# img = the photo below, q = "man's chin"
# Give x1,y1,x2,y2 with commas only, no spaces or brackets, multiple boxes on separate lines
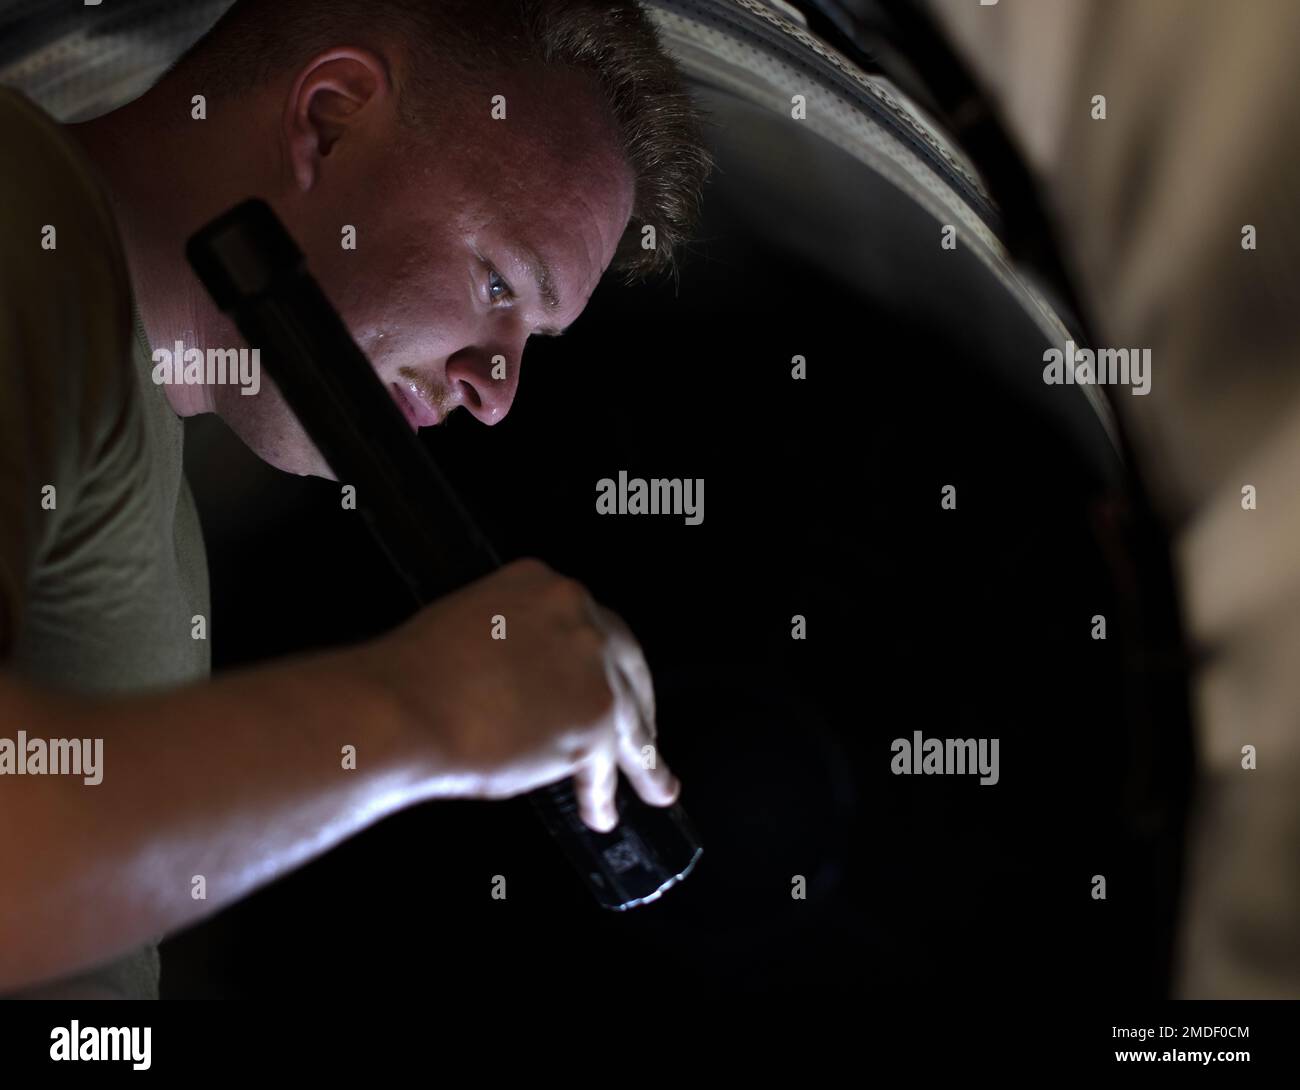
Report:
226,424,336,480
275,445,336,480
216,400,337,479
213,383,339,479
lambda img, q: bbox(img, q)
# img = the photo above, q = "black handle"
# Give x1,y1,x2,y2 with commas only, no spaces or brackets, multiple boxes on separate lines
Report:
186,198,702,910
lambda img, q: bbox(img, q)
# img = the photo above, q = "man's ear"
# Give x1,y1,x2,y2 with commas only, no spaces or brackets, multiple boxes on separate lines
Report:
284,48,394,192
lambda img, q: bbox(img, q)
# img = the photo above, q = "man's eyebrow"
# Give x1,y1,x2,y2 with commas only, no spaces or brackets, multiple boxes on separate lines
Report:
515,243,568,336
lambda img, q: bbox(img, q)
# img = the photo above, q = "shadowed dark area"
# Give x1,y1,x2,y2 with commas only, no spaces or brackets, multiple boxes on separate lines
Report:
0,0,1185,1003
167,179,1183,998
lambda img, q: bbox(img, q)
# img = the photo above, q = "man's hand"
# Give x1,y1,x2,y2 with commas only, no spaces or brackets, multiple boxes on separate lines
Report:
0,557,683,990
361,558,681,831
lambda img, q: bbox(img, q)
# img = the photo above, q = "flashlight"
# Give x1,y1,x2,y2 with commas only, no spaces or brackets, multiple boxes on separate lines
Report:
186,198,703,910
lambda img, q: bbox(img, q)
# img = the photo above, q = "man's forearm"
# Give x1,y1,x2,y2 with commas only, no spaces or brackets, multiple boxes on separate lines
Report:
0,646,427,992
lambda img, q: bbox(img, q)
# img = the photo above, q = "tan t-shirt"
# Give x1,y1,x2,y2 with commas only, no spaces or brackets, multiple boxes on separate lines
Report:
0,87,210,998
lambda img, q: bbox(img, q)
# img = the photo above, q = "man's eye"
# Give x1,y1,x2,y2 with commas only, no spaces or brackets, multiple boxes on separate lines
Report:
487,267,513,303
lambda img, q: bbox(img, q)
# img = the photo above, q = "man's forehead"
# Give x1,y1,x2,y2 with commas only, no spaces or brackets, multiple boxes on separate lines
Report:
467,64,626,180
470,152,632,311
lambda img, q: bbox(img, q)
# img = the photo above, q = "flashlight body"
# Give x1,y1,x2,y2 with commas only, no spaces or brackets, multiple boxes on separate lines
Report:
186,198,702,910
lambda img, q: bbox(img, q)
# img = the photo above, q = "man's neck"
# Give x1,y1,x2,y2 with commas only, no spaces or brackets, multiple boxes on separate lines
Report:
69,87,246,418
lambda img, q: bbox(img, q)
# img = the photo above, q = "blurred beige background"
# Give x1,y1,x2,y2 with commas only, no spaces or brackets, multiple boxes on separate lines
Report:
929,0,1300,997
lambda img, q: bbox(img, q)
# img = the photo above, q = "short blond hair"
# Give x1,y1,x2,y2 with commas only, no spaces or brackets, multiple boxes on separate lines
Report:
179,0,713,284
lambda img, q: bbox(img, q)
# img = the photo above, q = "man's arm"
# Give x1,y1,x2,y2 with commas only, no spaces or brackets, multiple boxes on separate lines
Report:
0,557,679,994
0,92,676,993
0,644,415,992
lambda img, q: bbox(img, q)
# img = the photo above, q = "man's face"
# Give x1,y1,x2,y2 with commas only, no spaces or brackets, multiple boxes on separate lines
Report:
213,64,635,477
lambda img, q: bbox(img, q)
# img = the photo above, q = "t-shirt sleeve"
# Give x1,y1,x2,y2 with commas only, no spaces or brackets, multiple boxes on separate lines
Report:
0,91,134,659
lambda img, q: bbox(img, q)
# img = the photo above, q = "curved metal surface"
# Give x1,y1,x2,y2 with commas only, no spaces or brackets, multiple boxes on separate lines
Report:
646,0,1125,479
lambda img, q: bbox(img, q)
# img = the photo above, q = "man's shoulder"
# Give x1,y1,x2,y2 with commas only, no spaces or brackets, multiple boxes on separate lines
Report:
0,86,128,291
0,87,138,477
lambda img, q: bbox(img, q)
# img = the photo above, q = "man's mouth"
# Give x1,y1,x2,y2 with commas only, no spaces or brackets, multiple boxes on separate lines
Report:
391,382,440,430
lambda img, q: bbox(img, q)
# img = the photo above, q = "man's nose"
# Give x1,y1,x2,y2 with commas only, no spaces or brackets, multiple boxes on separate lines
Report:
446,349,520,425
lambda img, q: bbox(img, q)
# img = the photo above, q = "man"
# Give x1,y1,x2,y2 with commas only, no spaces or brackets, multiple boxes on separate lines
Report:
0,0,710,998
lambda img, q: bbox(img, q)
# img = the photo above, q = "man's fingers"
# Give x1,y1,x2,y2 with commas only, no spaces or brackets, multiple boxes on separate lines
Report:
619,734,681,807
610,664,680,808
571,745,619,833
586,598,680,808
580,595,678,813
586,599,656,734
